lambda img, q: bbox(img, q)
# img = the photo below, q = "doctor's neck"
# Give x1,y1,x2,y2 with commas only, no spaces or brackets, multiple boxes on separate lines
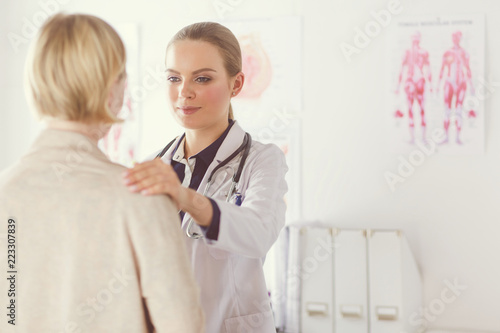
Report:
183,119,230,158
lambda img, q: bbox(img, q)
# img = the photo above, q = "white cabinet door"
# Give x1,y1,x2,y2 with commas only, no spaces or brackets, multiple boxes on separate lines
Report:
299,227,335,333
282,226,422,333
334,229,369,333
368,230,403,333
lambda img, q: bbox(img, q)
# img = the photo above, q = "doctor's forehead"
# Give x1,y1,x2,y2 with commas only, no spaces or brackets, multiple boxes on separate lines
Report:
165,40,225,74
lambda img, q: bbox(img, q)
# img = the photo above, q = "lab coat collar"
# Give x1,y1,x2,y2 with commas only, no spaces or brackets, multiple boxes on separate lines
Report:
160,135,182,163
161,120,246,167
211,120,247,168
171,135,186,163
171,120,235,166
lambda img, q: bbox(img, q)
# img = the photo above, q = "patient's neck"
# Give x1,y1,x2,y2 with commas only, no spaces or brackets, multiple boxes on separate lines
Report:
46,119,110,144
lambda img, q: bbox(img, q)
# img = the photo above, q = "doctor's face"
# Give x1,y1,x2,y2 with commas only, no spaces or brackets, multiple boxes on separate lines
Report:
165,40,236,131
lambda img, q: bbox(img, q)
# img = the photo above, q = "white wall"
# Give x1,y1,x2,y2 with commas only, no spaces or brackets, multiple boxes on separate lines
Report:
300,0,500,331
1,0,499,331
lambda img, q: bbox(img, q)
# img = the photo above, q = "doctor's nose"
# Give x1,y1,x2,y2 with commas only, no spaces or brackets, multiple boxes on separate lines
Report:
179,83,195,99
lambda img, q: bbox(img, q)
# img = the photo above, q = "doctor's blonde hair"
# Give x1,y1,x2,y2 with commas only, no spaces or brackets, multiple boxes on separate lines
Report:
166,22,242,120
26,13,126,124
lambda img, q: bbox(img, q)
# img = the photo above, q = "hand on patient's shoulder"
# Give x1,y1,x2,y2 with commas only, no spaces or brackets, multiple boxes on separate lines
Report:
122,159,182,207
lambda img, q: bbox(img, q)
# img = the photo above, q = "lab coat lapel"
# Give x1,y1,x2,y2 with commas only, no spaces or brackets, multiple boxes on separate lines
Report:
198,121,246,198
180,121,246,228
158,135,183,163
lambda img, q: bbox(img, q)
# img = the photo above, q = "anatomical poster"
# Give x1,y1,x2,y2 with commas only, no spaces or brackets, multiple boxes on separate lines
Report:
221,17,302,126
386,15,485,154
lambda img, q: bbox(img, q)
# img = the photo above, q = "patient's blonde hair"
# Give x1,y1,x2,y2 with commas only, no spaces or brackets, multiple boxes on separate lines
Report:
27,13,126,124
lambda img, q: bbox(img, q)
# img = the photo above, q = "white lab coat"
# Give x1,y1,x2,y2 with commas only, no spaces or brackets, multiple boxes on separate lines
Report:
157,121,288,333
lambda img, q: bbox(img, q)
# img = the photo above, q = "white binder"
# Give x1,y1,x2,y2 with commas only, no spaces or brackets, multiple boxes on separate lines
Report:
368,230,423,333
298,226,335,332
334,229,369,332
279,226,423,333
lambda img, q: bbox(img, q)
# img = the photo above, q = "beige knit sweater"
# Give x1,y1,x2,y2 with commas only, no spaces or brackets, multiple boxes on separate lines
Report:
0,128,204,333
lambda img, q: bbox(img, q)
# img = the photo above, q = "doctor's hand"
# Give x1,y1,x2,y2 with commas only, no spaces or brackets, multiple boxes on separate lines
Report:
122,159,183,208
123,160,214,227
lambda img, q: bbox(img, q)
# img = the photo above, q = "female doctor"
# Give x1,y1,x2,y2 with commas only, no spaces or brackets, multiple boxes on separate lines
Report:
123,22,288,333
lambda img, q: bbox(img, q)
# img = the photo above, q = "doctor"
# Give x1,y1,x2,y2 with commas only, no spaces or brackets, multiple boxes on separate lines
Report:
123,22,288,332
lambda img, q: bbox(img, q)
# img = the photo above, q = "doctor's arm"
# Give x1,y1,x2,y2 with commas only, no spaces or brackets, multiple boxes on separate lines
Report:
122,145,289,258
209,144,288,258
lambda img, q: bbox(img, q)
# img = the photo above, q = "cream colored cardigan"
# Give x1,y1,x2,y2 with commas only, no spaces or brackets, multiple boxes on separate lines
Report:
0,128,204,333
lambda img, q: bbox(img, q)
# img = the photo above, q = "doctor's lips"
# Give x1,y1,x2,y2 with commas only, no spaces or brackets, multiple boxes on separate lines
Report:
178,106,201,115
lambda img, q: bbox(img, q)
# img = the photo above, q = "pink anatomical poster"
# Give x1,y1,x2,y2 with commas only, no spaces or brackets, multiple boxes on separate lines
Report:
221,17,302,128
386,15,485,154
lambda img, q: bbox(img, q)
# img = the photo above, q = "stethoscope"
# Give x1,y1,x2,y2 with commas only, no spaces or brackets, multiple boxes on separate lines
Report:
156,132,252,239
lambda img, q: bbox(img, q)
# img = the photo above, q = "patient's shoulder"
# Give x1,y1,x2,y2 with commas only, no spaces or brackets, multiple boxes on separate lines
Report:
103,162,177,215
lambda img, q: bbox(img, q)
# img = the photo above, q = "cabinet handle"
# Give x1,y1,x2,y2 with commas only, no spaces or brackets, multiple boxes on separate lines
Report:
306,302,328,317
376,306,398,320
340,304,363,318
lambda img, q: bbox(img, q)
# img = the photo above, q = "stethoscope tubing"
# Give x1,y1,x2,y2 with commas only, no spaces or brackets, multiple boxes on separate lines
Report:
156,133,252,239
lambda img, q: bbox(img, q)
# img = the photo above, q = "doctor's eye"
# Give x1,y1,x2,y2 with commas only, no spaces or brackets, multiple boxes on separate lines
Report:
167,76,181,83
195,76,211,83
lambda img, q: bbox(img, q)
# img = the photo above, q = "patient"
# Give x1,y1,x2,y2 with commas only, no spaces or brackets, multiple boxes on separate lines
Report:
0,13,204,333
